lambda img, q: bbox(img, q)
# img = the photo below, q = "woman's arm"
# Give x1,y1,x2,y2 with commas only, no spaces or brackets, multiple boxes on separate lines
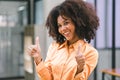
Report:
36,61,53,80
27,37,54,80
35,42,58,80
74,50,98,80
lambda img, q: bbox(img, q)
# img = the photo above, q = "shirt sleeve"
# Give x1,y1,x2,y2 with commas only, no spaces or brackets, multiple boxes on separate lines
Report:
35,42,58,80
36,61,53,80
74,49,99,80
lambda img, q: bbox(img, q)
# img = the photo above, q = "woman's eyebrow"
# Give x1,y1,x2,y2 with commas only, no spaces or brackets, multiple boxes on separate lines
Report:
57,17,70,25
63,19,70,22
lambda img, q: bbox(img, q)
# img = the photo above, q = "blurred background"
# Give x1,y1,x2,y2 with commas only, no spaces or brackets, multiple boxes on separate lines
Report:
0,0,120,80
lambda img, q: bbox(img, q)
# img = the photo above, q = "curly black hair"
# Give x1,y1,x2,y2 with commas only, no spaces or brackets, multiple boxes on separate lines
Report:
45,0,99,44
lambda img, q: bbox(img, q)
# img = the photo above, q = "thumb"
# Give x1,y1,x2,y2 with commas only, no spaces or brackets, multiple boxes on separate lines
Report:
77,44,82,56
35,36,40,48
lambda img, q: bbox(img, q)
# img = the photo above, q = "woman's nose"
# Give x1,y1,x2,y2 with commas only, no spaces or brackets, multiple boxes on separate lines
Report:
60,25,67,31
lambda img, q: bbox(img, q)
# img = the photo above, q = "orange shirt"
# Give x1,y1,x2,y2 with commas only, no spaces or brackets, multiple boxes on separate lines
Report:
36,40,98,80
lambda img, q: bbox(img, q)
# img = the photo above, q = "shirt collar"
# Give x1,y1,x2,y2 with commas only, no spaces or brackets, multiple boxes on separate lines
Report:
57,39,85,50
57,41,67,50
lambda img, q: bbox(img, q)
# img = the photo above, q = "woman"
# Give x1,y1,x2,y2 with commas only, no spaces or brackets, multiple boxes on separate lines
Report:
28,0,99,80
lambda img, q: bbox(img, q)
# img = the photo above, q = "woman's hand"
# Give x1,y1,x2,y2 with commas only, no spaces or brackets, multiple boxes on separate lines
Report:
27,37,41,57
27,37,42,65
75,44,85,74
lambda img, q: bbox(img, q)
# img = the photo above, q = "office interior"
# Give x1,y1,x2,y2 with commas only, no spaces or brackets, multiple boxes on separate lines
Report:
0,0,120,80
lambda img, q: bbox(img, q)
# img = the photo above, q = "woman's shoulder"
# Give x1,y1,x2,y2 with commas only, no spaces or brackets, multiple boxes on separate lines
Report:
83,42,98,54
50,41,60,48
50,41,66,49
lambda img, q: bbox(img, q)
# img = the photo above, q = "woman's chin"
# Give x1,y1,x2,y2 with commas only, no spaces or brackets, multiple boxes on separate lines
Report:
66,38,72,41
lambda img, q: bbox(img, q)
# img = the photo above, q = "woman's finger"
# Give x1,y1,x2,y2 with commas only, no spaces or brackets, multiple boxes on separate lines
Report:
77,44,82,56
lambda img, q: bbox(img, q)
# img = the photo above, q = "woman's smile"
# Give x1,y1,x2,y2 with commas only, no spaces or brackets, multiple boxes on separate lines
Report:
57,15,79,44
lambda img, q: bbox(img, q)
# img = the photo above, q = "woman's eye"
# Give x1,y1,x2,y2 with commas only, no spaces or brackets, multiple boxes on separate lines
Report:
64,21,69,25
58,24,61,28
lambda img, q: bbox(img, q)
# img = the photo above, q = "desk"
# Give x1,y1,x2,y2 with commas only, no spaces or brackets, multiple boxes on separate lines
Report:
101,68,120,80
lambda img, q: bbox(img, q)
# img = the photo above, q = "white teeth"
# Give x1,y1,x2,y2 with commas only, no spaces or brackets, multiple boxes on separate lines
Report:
64,32,69,35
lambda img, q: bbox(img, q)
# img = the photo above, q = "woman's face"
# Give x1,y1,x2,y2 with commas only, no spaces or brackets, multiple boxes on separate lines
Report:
57,15,79,44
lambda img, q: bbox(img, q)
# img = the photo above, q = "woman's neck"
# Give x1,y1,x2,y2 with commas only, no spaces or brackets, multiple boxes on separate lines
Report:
68,37,80,46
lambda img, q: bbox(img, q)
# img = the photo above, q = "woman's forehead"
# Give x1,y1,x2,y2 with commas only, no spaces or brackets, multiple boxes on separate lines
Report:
58,15,71,21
